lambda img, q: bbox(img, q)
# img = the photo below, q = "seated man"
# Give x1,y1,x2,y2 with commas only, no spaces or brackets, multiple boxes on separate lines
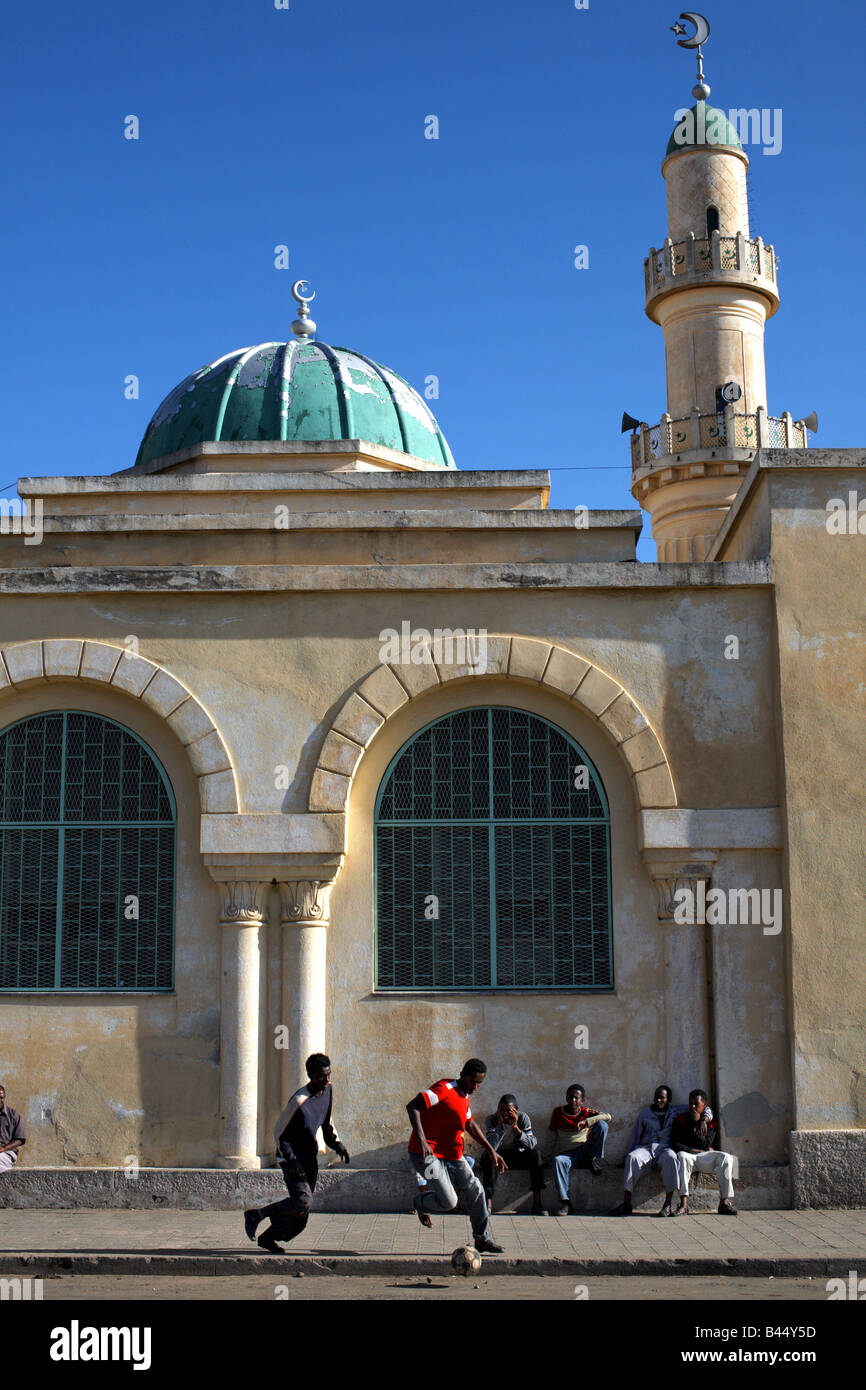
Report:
548,1083,611,1216
670,1089,737,1216
0,1084,25,1171
481,1094,546,1216
610,1083,679,1217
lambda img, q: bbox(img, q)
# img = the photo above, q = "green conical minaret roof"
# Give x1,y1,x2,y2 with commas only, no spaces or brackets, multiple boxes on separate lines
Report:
665,101,744,158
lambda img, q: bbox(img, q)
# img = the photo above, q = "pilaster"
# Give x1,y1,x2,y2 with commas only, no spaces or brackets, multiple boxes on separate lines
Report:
211,875,270,1169
642,850,717,1106
277,878,335,1109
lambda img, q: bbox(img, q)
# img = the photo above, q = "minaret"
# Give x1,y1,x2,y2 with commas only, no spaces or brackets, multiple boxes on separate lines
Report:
630,15,809,562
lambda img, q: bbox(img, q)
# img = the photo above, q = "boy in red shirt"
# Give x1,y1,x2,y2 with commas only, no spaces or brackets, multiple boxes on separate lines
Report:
407,1058,506,1253
549,1083,611,1215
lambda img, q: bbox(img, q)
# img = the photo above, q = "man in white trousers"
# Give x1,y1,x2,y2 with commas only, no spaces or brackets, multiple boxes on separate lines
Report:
670,1089,737,1215
610,1083,680,1216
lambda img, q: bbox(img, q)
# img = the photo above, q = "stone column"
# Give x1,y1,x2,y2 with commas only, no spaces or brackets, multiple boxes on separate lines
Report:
277,879,333,1102
213,878,269,1169
644,855,717,1106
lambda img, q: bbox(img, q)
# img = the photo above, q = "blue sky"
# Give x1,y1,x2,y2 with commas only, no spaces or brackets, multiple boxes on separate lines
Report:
2,0,862,560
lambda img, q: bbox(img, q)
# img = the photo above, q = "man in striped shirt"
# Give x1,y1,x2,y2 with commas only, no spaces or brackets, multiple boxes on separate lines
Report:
244,1053,349,1253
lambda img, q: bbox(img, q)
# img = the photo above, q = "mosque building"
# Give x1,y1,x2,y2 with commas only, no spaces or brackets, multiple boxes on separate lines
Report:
0,18,862,1210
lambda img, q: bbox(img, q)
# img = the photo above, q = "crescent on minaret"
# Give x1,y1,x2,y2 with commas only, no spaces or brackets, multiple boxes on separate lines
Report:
673,12,710,48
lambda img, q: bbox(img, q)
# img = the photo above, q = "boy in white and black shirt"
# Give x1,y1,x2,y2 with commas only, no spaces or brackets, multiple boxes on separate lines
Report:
244,1053,349,1253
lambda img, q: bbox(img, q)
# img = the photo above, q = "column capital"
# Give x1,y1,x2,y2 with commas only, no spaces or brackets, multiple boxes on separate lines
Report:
209,875,271,928
641,851,717,922
277,878,334,927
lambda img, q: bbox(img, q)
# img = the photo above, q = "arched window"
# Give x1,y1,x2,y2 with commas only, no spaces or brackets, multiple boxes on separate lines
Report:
0,712,176,991
706,204,720,237
375,707,611,992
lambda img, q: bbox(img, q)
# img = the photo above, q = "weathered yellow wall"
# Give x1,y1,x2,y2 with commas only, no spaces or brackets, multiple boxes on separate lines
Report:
706,848,791,1162
0,579,792,1166
760,470,864,1128
330,678,789,1166
332,678,662,1166
0,587,778,812
0,681,219,1165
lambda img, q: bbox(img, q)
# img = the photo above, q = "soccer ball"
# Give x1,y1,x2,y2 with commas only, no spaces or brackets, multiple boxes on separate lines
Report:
451,1245,482,1277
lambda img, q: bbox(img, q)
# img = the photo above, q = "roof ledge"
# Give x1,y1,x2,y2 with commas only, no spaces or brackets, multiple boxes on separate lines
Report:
119,437,455,477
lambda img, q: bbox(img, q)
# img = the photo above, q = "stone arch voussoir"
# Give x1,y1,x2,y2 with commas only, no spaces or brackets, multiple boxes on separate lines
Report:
0,639,239,815
309,636,676,814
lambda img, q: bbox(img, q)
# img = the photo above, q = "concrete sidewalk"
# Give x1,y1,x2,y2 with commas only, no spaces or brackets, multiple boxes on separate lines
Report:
2,1208,864,1278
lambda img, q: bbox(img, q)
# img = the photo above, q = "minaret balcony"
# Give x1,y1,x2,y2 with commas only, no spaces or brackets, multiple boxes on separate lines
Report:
644,232,780,318
629,407,808,476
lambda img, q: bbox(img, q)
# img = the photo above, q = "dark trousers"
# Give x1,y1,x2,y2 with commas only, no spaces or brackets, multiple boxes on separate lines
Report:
480,1147,544,1202
260,1158,318,1244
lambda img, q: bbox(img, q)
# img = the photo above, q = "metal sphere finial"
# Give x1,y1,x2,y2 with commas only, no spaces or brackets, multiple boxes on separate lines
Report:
290,279,317,339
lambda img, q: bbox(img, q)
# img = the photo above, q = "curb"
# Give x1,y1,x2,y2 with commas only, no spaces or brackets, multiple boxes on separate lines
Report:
0,1253,854,1278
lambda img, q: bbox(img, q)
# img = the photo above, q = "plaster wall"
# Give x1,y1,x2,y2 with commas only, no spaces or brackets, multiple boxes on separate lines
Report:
0,586,778,815
0,523,637,570
0,583,789,1168
330,679,670,1167
709,848,791,1163
757,471,865,1130
0,682,219,1166
709,474,772,563
327,680,789,1168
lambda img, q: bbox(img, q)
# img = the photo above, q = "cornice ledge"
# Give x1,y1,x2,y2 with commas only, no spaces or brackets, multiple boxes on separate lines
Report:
201,812,347,862
637,807,783,852
0,560,773,594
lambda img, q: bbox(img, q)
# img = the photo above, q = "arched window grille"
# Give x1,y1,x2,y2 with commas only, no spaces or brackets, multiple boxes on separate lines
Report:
0,712,176,991
375,707,612,992
706,204,720,236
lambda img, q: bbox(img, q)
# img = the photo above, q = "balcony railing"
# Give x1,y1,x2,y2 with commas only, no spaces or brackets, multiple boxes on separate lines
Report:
629,408,808,469
644,232,777,302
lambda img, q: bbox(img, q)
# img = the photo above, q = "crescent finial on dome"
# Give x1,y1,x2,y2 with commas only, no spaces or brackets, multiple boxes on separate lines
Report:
291,279,318,339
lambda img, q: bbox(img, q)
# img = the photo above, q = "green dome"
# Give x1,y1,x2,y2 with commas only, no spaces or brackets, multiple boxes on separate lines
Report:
135,339,455,469
665,102,744,158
